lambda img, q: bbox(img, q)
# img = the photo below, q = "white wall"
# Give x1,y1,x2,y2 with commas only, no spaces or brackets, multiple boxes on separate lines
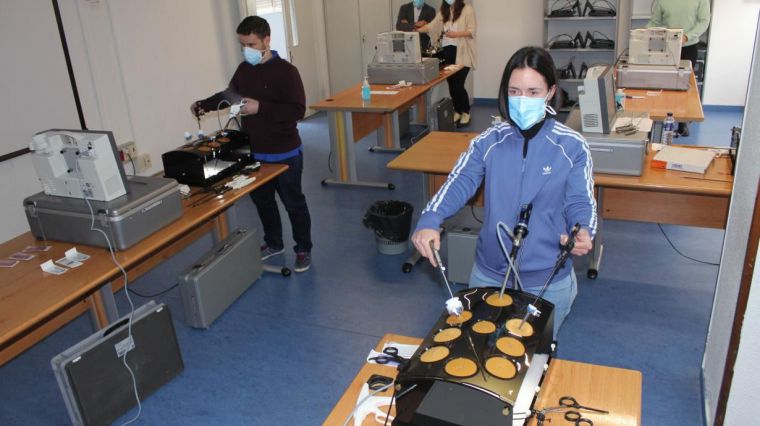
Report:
702,14,760,425
472,1,543,99
703,1,760,106
724,246,760,424
0,1,82,243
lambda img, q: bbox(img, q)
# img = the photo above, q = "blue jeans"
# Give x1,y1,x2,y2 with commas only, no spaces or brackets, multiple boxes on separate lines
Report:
249,152,312,253
469,264,578,339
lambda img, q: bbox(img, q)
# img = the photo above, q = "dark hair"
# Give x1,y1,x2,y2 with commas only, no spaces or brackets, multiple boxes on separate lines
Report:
237,16,270,39
441,0,465,22
497,47,560,121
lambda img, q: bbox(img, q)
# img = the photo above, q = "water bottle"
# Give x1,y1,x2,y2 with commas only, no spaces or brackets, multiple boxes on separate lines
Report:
361,76,371,102
661,112,675,145
615,89,625,111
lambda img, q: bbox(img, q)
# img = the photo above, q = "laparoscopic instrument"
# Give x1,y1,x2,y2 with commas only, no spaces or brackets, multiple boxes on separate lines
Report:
519,223,582,329
430,241,465,317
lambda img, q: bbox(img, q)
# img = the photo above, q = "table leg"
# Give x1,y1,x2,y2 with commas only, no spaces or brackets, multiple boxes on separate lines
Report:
588,187,604,279
214,211,230,242
322,111,394,189
89,282,120,329
370,111,404,153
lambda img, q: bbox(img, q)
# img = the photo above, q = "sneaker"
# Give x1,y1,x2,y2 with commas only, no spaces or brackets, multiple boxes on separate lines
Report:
457,112,471,128
453,112,462,123
260,244,285,261
294,252,311,273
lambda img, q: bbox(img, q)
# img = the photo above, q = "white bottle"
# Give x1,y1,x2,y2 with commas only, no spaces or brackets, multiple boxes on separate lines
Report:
361,76,371,102
661,112,675,145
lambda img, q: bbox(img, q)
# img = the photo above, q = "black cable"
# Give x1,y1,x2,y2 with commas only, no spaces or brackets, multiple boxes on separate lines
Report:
126,153,136,176
383,390,395,426
470,205,482,223
127,282,180,298
327,151,334,174
657,224,720,266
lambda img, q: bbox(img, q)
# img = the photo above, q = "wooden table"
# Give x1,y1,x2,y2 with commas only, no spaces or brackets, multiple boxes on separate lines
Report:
387,132,733,277
310,66,461,189
622,72,704,142
324,334,642,426
0,164,287,366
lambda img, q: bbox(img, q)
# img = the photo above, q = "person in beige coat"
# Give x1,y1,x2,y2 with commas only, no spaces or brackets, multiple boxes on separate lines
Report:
418,0,476,127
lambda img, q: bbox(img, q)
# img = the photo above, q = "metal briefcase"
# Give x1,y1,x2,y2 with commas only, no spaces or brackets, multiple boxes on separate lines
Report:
51,301,183,426
179,227,262,329
24,176,182,250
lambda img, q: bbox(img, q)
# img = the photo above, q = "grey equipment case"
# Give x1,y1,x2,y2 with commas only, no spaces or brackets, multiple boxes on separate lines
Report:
179,227,262,329
616,59,693,91
51,301,183,426
566,109,649,176
367,57,440,85
24,175,182,251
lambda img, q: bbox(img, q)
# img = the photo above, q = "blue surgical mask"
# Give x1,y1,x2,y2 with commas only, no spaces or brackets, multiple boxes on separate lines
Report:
243,47,263,66
445,0,455,5
413,0,424,8
508,95,550,130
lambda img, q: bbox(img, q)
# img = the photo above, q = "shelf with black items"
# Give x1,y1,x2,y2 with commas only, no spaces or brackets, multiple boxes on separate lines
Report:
545,0,620,109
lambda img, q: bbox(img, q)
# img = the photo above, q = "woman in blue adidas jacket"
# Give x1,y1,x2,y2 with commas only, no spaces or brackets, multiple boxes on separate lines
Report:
412,47,596,337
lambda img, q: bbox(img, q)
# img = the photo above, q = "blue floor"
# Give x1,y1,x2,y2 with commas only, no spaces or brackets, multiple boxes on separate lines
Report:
0,105,741,425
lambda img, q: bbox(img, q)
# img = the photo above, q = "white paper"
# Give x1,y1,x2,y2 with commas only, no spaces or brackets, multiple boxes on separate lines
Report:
370,90,399,95
65,247,90,262
41,259,67,275
613,116,653,132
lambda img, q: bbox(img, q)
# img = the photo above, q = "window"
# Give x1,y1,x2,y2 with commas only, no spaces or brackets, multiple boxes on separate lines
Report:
246,0,283,15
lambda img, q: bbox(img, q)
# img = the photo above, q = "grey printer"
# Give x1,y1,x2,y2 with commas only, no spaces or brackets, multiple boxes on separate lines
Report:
566,109,649,176
367,31,439,85
617,59,693,91
24,175,182,250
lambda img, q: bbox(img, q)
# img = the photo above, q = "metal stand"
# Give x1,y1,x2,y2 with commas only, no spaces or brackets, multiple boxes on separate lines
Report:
322,111,395,189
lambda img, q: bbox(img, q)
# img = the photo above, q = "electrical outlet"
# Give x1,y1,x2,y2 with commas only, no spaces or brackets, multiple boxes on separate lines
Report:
134,153,152,173
118,141,137,162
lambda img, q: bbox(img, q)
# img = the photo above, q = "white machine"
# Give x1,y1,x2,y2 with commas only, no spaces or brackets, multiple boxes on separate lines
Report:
578,65,617,134
29,129,127,202
375,31,422,64
629,27,683,66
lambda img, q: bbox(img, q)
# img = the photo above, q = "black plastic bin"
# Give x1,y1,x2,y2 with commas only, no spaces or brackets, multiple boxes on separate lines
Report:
363,200,414,255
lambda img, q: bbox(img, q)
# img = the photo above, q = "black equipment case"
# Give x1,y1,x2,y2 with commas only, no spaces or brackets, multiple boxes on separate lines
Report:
178,227,262,329
51,301,183,426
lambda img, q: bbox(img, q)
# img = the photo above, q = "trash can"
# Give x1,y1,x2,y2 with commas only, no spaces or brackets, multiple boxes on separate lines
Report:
363,200,414,255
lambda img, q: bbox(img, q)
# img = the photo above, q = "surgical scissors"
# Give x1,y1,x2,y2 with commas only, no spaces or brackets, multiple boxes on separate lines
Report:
564,410,594,425
369,347,407,365
558,396,609,414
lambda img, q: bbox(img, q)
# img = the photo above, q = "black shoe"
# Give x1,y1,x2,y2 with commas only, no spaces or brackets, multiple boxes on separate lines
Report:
574,32,586,49
677,123,690,137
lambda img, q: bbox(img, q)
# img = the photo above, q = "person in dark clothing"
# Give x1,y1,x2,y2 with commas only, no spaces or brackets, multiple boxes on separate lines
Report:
191,16,313,273
396,0,437,52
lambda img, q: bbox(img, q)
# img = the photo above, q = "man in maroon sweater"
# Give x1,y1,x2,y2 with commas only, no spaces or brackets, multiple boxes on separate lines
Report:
191,16,313,272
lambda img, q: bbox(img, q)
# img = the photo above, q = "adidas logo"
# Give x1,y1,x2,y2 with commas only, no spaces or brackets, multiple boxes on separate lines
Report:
542,165,552,175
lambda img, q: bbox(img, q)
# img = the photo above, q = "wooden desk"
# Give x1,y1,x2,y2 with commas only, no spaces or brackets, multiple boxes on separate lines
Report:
387,132,732,276
324,334,642,426
310,67,461,189
623,73,704,122
0,164,287,366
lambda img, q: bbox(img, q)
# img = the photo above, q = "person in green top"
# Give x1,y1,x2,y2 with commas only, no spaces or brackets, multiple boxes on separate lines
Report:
647,0,711,136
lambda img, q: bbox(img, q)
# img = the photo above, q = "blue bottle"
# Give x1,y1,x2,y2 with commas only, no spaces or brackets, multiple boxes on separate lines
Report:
361,76,371,102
